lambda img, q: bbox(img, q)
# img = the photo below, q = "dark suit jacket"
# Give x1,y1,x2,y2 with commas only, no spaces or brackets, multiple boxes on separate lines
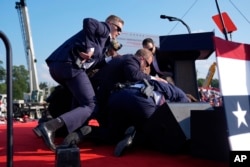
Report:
92,54,151,107
150,47,174,78
147,80,189,103
46,18,110,72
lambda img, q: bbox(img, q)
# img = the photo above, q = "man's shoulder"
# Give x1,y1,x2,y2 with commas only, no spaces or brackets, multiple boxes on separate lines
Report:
122,54,134,58
83,18,108,28
122,54,137,61
83,17,98,22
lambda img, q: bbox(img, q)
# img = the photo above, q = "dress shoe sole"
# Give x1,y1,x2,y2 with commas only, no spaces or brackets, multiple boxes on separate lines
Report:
114,126,136,157
114,136,133,157
33,126,42,137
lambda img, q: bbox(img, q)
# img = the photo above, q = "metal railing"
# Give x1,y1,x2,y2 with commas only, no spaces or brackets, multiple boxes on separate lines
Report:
0,31,13,167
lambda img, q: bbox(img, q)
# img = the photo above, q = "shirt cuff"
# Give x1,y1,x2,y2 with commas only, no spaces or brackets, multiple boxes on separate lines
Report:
105,56,112,63
87,48,95,52
150,76,156,80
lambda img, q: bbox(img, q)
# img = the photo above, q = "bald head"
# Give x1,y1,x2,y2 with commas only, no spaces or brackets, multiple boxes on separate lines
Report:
135,48,153,62
135,48,153,73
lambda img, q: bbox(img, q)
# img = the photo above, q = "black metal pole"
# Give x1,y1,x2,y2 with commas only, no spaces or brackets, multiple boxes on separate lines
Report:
160,15,191,34
0,31,13,167
215,0,228,40
177,19,191,34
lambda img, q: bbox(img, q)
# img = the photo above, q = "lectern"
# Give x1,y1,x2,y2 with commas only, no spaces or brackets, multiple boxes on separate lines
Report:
159,32,215,100
157,32,227,155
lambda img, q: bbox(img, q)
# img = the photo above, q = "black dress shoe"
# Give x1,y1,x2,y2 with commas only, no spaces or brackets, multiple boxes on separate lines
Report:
38,123,56,151
114,126,136,157
62,125,92,145
33,117,52,138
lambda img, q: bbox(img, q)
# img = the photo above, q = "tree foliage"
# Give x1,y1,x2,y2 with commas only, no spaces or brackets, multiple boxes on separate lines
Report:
197,78,205,87
0,60,6,82
210,78,219,88
197,78,219,88
12,65,29,99
0,60,6,93
39,82,49,89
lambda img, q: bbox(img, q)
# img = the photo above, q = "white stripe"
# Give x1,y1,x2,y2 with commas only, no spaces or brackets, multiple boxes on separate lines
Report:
229,133,250,150
217,57,250,96
152,91,162,105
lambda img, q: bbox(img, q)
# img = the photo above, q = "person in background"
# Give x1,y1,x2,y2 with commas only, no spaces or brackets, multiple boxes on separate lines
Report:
142,38,175,84
33,15,124,151
104,39,123,58
88,39,123,79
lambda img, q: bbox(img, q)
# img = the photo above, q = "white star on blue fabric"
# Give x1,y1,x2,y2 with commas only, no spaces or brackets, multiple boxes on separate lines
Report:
232,102,248,128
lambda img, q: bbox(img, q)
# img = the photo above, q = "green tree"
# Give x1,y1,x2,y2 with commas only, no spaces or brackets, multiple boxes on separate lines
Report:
197,78,205,87
0,60,6,82
12,65,29,100
0,83,6,94
197,78,220,88
39,82,51,99
211,78,219,88
0,60,6,94
39,82,48,90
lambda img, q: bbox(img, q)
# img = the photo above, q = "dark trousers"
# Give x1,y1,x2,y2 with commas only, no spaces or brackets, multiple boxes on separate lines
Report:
48,62,97,133
105,88,157,143
99,88,187,152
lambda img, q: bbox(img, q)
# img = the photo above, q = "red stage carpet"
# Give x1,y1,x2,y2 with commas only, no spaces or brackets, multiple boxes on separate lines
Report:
0,121,229,167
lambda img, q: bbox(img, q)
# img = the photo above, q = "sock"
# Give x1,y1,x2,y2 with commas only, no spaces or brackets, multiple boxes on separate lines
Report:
63,126,92,145
45,117,64,132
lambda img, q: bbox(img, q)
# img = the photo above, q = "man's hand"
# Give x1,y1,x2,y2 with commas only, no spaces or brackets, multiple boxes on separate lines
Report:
155,77,168,84
78,50,94,61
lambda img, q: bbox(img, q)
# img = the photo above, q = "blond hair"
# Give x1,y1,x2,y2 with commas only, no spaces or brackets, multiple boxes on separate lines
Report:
105,15,124,25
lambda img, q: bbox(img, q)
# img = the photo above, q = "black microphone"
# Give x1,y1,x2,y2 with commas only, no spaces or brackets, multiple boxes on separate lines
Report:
160,15,178,21
160,15,191,34
160,15,169,19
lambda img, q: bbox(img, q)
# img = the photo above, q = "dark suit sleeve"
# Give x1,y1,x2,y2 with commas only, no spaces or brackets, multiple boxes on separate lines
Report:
151,80,189,102
123,56,151,82
83,18,110,50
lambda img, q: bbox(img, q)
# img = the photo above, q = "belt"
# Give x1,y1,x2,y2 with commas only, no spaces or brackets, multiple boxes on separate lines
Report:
129,84,145,89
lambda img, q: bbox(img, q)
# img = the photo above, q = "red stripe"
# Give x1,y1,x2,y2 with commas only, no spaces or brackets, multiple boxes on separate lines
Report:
213,36,250,61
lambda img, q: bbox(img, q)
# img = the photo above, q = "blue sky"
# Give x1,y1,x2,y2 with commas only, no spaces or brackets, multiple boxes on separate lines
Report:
0,0,249,86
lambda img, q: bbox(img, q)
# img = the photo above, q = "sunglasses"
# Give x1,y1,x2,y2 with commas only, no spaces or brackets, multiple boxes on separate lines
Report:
148,47,154,52
111,23,122,32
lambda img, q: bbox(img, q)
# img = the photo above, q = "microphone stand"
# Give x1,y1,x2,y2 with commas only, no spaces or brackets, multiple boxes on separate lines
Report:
170,17,191,34
161,16,191,34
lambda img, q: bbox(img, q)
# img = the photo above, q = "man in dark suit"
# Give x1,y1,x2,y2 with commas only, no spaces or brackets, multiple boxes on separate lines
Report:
107,79,190,156
142,38,175,84
62,79,190,157
107,79,189,138
33,15,124,151
91,48,168,126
